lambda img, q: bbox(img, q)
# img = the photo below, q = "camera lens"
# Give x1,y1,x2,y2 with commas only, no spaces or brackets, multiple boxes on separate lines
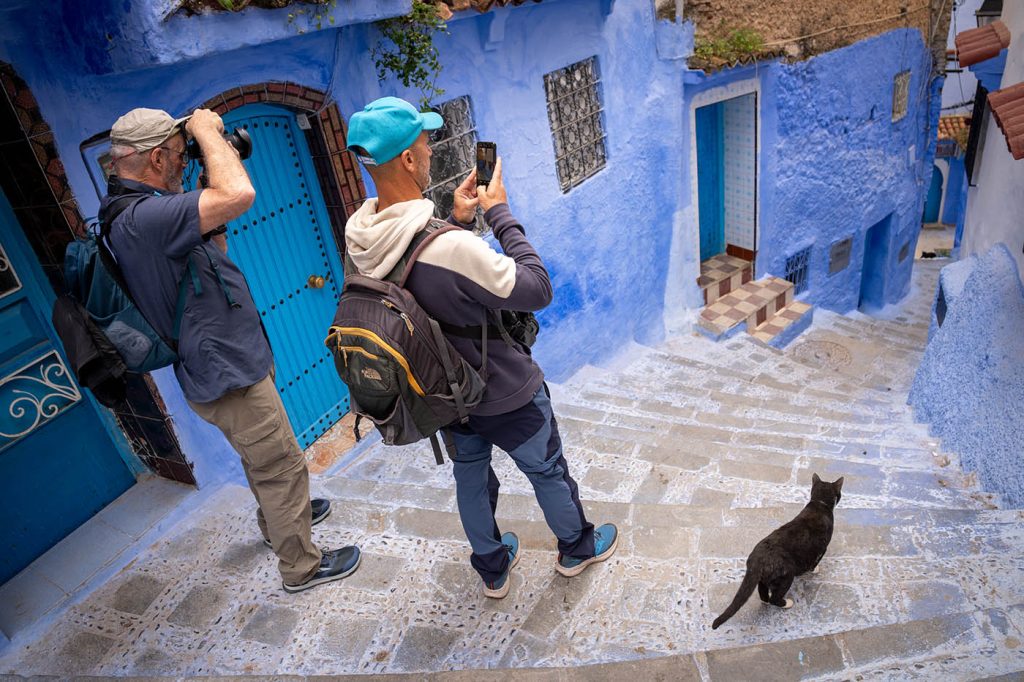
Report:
186,127,253,162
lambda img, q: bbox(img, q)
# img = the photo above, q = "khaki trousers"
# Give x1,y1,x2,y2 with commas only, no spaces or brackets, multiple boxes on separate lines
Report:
188,370,321,584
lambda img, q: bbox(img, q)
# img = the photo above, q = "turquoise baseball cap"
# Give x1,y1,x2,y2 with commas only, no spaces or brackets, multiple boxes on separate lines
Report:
346,97,443,165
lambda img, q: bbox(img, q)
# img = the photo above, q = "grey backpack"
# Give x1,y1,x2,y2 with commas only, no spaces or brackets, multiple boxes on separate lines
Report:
325,220,487,464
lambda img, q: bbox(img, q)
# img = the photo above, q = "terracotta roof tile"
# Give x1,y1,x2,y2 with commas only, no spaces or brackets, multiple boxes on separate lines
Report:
988,82,1024,161
955,20,1011,67
937,115,971,141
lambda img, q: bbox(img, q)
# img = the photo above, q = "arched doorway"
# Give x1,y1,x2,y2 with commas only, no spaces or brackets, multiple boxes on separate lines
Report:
193,84,366,447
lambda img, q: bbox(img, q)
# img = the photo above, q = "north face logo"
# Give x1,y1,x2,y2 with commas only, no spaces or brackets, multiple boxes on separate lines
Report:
361,367,382,381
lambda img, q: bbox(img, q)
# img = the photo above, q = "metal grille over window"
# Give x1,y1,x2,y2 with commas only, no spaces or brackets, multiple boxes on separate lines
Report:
426,96,486,233
892,71,911,122
784,246,811,294
544,56,607,193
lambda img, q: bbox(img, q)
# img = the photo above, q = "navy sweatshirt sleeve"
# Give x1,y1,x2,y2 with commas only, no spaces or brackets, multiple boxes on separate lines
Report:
418,203,552,312
403,203,549,415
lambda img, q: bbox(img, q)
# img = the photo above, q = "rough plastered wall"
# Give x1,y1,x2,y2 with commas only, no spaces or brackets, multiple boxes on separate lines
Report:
909,245,1024,507
382,1,684,382
684,27,941,314
682,0,951,70
767,28,941,312
0,0,685,484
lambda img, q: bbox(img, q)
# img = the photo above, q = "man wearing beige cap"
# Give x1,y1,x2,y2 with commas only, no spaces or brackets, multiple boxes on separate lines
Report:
103,107,361,592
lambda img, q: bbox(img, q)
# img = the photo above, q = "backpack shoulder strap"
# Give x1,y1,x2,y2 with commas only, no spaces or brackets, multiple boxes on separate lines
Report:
395,220,463,288
97,191,195,348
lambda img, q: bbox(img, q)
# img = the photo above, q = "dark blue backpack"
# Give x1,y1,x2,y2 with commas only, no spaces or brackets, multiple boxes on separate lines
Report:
62,192,194,373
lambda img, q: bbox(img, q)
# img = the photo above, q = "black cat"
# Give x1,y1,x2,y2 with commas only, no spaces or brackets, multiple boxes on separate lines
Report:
711,473,844,630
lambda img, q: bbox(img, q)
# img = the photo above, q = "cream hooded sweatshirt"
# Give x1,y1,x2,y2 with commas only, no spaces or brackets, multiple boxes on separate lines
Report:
344,197,435,279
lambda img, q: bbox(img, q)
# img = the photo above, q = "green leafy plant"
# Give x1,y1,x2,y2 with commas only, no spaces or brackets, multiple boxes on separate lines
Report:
372,0,449,109
287,0,338,32
693,28,767,67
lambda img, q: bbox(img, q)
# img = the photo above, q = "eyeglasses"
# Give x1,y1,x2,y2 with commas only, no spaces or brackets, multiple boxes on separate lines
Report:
157,146,188,163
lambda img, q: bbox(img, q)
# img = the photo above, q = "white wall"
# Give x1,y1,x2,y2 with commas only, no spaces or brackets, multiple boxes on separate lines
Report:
942,0,985,113
961,0,1024,277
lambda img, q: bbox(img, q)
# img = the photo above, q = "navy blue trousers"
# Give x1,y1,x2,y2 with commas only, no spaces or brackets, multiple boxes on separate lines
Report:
448,384,595,583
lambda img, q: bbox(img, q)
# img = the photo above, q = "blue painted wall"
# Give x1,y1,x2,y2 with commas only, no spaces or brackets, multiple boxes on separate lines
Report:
750,29,940,313
0,2,941,485
417,2,683,380
941,154,967,226
0,0,687,484
909,245,1024,507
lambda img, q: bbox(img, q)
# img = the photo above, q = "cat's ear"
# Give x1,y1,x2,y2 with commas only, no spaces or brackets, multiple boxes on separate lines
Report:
812,473,821,485
833,477,844,493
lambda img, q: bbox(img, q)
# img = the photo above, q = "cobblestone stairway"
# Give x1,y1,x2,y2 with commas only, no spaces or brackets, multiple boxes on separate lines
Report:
5,260,1024,678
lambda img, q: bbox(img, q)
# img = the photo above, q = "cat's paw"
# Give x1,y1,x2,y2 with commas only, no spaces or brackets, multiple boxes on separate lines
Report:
812,565,820,574
781,598,794,609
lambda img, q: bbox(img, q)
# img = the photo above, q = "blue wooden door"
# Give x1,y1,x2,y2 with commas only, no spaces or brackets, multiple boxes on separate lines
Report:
859,215,891,311
220,104,349,448
922,164,942,223
0,192,134,584
696,102,725,261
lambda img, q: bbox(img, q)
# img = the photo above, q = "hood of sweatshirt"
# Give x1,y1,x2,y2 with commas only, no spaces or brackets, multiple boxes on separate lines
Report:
344,197,436,279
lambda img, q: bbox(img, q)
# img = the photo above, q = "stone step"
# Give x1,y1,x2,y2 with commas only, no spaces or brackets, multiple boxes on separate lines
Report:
563,348,927,425
697,253,754,305
656,328,925,402
547,393,959,475
706,607,1024,681
340,435,1001,515
344,421,999,507
555,381,935,451
299,486,1024,665
320,474,1021,533
573,344,914,416
11,482,1023,677
748,300,815,348
698,276,795,339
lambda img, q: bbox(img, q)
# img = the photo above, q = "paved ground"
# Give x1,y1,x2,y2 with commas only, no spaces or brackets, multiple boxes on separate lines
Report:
915,222,956,258
3,259,1024,679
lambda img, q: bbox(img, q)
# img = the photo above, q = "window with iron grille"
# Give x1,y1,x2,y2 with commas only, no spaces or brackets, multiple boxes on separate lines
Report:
426,96,486,232
784,246,811,294
544,56,607,193
892,71,911,122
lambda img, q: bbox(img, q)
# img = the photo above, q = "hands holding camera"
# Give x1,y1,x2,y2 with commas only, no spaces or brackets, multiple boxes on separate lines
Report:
452,157,507,224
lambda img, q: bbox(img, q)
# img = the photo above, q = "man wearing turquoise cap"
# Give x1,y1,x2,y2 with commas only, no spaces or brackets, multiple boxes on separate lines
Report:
344,96,617,599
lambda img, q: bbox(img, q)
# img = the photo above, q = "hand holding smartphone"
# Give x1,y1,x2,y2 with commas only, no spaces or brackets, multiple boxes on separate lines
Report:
476,141,497,186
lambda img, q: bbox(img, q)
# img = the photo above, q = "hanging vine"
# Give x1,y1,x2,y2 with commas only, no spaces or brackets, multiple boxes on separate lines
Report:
372,1,450,109
172,0,450,109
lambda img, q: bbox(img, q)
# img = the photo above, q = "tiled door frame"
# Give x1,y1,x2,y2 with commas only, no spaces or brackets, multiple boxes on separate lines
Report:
688,78,762,274
195,83,367,258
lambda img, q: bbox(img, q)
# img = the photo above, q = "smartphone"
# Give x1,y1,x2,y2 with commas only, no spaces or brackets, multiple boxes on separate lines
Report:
476,141,497,186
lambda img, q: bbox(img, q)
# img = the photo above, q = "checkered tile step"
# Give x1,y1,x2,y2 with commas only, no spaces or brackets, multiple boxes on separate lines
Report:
697,254,753,305
698,276,794,336
750,300,814,345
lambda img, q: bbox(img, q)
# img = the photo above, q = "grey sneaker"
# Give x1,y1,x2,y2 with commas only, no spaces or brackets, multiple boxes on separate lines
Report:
264,498,331,548
282,546,360,593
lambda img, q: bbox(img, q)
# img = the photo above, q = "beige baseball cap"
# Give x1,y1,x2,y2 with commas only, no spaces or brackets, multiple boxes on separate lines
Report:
110,108,191,152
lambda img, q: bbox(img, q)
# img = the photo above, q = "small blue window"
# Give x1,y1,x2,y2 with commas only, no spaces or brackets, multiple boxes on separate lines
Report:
784,246,811,294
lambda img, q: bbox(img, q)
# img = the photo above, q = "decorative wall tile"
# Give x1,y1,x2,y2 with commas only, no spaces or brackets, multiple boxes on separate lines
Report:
723,94,756,252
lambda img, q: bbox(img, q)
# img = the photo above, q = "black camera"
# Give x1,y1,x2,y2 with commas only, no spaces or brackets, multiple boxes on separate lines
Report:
187,127,252,162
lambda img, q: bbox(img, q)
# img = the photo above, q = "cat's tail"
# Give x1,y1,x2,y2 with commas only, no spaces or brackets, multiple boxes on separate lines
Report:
711,566,759,630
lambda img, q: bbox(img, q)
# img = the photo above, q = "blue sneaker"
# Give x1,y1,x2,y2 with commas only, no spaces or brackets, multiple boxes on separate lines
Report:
483,532,520,599
555,523,618,577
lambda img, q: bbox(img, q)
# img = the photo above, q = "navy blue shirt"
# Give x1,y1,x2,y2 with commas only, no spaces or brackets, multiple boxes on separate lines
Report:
103,179,272,403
